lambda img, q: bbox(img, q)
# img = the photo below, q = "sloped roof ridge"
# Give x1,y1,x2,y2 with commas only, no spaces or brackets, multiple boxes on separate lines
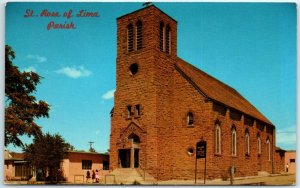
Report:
175,57,273,126
177,57,244,98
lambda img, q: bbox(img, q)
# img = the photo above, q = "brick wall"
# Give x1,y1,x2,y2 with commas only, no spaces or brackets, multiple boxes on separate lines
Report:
274,149,285,173
110,5,277,181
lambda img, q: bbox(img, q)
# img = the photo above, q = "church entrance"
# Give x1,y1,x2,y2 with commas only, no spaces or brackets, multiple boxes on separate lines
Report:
134,149,139,168
119,149,131,168
118,133,140,168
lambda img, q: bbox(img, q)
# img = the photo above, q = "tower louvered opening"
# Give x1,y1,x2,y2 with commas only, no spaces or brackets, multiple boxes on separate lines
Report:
136,21,142,50
127,24,134,52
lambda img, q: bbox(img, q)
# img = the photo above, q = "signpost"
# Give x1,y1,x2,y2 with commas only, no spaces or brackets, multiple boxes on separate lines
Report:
195,138,207,184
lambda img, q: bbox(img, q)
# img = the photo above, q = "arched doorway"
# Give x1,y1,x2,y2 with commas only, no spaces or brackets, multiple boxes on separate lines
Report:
118,133,140,168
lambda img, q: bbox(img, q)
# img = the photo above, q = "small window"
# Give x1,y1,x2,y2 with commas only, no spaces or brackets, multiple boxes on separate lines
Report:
215,122,221,154
159,21,164,51
231,126,237,156
266,138,271,161
127,24,134,52
290,159,295,163
127,105,132,118
103,161,109,170
136,21,142,50
245,131,250,156
257,134,261,155
187,112,194,126
187,146,194,156
82,160,92,170
165,25,171,54
129,63,138,75
135,104,140,117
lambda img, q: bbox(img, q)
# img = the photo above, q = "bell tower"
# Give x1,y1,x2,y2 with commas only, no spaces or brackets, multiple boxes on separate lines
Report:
110,5,178,180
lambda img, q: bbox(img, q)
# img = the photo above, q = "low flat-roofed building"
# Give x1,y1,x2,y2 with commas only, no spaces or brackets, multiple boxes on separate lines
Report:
61,151,109,183
284,150,296,174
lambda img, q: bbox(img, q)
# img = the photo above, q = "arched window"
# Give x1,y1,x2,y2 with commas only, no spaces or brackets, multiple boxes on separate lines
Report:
257,134,261,155
231,126,237,156
159,21,164,51
266,138,271,161
245,130,250,156
128,133,140,143
215,122,221,154
127,24,134,52
187,112,194,126
165,25,171,54
136,21,142,50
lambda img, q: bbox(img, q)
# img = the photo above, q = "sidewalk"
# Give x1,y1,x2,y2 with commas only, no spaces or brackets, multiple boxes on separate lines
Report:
4,173,296,185
153,173,295,186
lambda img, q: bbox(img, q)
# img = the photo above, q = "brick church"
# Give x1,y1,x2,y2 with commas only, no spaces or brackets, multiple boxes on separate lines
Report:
109,5,279,180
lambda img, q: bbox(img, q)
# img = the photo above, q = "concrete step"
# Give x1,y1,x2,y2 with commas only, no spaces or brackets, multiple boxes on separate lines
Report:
136,168,156,182
110,168,144,184
258,171,270,177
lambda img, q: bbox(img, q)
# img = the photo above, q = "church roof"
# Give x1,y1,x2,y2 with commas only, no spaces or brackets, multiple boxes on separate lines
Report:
175,58,273,126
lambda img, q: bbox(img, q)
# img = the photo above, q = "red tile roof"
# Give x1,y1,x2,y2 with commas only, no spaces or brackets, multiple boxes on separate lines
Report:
4,151,25,160
175,58,273,126
10,152,25,160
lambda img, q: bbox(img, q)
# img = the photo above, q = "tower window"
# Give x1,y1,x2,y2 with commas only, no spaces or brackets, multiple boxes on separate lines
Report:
187,112,194,126
135,104,141,117
159,21,164,51
127,105,132,118
127,24,134,52
166,25,171,54
129,63,138,75
136,21,142,50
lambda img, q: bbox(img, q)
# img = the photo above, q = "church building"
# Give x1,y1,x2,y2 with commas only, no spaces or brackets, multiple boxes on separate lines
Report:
109,5,277,180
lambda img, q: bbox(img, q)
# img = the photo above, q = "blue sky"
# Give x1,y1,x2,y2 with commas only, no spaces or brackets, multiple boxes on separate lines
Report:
5,2,296,152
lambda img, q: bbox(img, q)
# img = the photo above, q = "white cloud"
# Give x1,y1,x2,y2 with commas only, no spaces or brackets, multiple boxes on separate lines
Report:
55,66,91,79
102,89,115,100
22,66,37,73
26,55,47,63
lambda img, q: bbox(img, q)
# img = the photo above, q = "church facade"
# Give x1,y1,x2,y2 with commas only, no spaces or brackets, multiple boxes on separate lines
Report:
109,5,277,180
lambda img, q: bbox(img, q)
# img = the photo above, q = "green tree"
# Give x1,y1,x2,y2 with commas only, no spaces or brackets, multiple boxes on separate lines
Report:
89,147,95,152
5,45,50,147
24,133,71,183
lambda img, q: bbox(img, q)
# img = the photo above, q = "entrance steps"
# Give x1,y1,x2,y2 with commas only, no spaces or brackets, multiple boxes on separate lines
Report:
258,171,270,176
109,168,156,185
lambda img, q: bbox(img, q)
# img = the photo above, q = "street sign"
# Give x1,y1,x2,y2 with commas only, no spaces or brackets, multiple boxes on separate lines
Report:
195,139,207,184
196,140,206,159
